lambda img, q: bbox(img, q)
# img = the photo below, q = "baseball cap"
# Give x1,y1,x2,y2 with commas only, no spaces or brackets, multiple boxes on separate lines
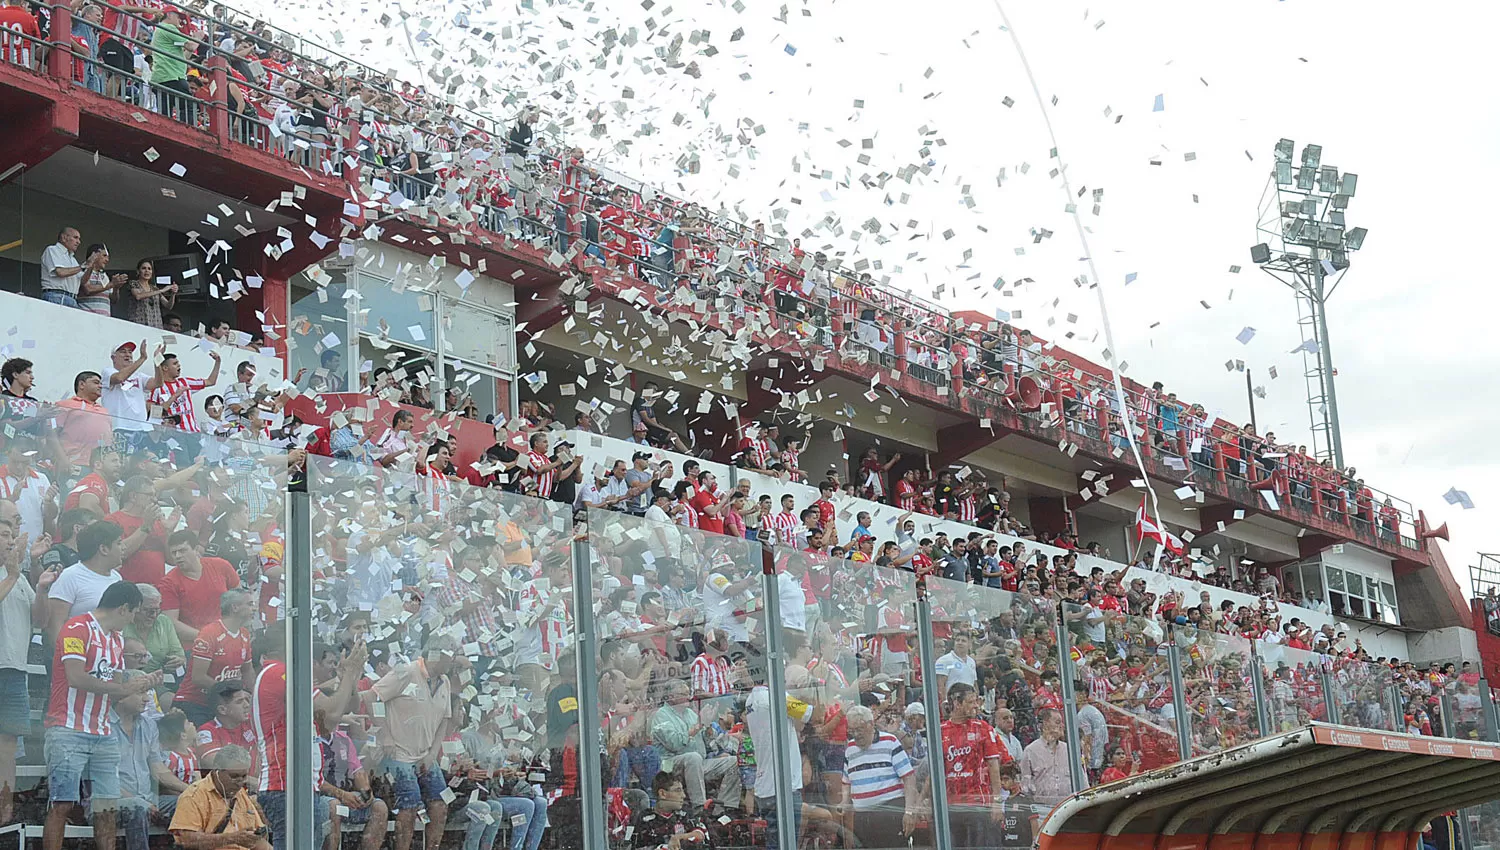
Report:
116,341,137,353
633,421,647,432
904,702,925,716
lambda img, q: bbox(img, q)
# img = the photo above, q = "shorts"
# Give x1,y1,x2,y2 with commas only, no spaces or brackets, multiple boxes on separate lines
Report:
99,38,133,73
381,759,447,811
325,794,375,824
0,668,31,736
739,766,756,789
44,726,122,803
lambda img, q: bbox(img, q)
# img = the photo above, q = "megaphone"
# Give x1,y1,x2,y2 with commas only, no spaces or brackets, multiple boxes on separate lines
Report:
1250,477,1277,491
1417,510,1450,541
1012,376,1043,411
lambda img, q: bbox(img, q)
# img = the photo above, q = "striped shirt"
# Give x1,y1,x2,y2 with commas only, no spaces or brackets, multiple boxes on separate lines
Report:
675,499,699,530
166,749,199,784
690,654,731,697
149,376,208,432
527,450,555,498
766,510,800,546
844,732,914,809
46,613,124,736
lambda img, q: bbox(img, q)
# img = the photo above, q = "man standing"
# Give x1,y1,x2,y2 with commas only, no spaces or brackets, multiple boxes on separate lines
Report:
173,588,255,725
0,505,56,825
939,682,1008,849
147,350,222,434
525,431,578,500
935,631,978,697
149,7,195,123
56,371,114,470
103,341,152,452
1075,685,1108,783
1019,709,1073,806
43,580,162,850
40,226,87,308
160,530,241,642
841,704,918,846
47,520,128,645
0,433,57,541
375,638,459,850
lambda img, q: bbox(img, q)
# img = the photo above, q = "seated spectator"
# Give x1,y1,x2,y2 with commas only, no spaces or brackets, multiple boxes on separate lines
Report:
157,709,199,804
168,744,271,850
650,679,740,813
632,772,709,849
174,589,255,724
112,668,191,848
123,582,187,676
195,681,258,766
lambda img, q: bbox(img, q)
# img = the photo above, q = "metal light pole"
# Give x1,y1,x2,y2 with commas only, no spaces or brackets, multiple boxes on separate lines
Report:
1250,140,1367,469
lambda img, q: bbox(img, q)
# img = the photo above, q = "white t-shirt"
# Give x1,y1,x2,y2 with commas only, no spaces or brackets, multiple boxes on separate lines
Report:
701,572,750,642
747,685,809,799
49,563,125,618
1,469,51,540
41,243,82,295
934,652,977,692
103,360,151,432
778,572,806,633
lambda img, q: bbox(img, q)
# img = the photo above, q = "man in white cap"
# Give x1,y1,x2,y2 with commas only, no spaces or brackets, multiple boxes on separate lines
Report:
103,340,152,452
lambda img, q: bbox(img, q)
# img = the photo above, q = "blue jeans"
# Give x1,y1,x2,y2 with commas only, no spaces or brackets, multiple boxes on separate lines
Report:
756,790,803,850
258,789,329,850
381,758,447,810
499,795,548,850
44,726,120,802
611,746,660,796
41,290,80,308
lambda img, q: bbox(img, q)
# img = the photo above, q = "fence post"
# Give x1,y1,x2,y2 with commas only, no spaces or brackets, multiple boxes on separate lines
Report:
1319,660,1340,726
46,2,73,80
206,54,230,148
915,592,954,850
760,547,799,850
569,536,609,850
1166,637,1193,761
1055,609,1088,793
1249,640,1273,736
1388,684,1405,733
286,485,315,849
1481,679,1499,742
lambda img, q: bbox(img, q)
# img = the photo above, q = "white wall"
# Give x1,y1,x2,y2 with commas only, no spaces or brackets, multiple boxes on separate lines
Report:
566,428,1409,655
0,290,285,425
1321,543,1397,586
1406,627,1479,667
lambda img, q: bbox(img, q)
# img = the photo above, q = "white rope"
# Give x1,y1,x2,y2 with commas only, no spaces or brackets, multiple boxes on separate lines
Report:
991,0,1171,569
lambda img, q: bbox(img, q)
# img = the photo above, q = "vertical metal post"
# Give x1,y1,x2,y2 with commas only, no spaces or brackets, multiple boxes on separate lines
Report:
916,594,954,850
570,538,609,850
1439,695,1456,739
1319,662,1340,726
1309,251,1345,468
1055,610,1087,793
1388,684,1405,733
1165,638,1193,761
286,488,314,850
760,551,799,850
1249,641,1273,736
1479,679,1498,742
1246,368,1257,433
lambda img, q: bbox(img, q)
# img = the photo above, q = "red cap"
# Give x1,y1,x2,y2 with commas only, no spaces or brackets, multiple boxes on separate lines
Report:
116,341,137,353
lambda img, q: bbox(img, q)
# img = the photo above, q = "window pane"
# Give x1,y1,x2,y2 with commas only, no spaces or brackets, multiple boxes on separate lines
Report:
354,272,434,351
1382,582,1397,605
1345,573,1364,598
447,301,514,372
1325,568,1344,591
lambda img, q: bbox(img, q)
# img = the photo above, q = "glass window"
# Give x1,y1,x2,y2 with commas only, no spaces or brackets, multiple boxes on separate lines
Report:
446,301,515,373
1381,582,1397,606
1325,567,1344,592
1345,573,1364,598
353,272,435,352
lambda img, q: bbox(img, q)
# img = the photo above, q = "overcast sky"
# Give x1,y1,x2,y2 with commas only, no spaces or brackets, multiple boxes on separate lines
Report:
260,0,1500,590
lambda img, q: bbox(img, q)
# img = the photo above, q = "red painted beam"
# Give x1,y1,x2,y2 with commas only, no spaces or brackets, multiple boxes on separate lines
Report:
0,98,78,181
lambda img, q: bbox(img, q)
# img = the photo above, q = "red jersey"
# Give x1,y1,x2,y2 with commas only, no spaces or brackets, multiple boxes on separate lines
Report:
64,472,110,514
197,718,259,769
0,7,40,67
46,613,125,736
939,717,1008,804
813,498,836,537
252,659,301,792
159,557,240,630
108,510,168,585
894,479,917,511
690,489,723,534
149,377,209,432
175,620,252,708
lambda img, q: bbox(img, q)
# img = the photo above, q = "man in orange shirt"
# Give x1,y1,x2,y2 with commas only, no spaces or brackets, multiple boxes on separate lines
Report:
55,371,114,471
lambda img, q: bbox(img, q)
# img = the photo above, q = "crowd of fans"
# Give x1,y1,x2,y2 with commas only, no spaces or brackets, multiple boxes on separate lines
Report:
0,327,1488,850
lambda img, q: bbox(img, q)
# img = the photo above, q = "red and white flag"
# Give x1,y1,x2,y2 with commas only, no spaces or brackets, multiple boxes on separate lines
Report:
1134,496,1184,555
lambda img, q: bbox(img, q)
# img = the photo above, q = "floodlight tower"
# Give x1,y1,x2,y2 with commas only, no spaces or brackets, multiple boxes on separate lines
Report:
1250,139,1368,469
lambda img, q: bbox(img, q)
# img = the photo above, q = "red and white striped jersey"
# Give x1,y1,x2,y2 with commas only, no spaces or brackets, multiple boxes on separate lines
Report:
46,613,124,736
165,749,199,784
766,510,800,546
527,450,555,498
675,500,699,530
956,493,977,523
0,7,41,68
894,479,917,511
150,376,209,432
519,583,568,663
690,654,731,697
420,465,453,514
